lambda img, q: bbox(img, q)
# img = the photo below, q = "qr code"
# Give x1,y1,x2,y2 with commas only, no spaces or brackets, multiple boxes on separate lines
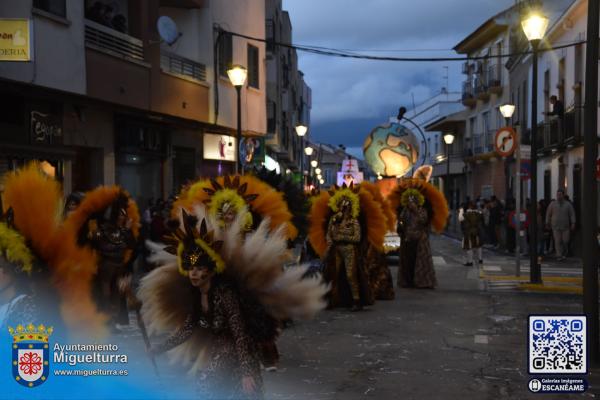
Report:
529,316,586,374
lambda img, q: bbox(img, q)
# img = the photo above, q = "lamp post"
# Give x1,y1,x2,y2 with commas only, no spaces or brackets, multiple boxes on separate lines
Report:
522,11,549,284
227,65,248,175
443,133,455,208
295,124,307,190
500,103,519,276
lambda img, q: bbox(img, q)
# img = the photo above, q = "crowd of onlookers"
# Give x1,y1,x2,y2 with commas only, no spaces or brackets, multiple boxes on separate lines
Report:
141,196,177,243
456,189,577,261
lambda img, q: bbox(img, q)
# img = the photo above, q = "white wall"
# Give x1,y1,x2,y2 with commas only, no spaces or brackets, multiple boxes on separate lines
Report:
211,0,267,135
0,0,86,94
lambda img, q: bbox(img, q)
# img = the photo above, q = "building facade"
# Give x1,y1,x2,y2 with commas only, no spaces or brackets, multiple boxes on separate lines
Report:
0,0,271,207
265,0,312,178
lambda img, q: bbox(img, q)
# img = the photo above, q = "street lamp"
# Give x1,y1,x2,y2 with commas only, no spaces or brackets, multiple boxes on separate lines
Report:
304,146,314,156
310,160,318,168
296,124,308,190
443,133,455,211
315,167,322,175
500,103,522,276
522,10,548,284
227,65,248,175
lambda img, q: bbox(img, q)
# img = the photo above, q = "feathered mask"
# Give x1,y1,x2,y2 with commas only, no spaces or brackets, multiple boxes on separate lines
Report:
162,210,225,276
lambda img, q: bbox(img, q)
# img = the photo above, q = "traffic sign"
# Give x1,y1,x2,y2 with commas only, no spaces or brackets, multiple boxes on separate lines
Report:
509,210,529,230
495,127,517,157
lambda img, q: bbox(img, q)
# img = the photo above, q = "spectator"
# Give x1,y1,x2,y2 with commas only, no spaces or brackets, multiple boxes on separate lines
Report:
537,200,546,258
460,201,484,266
489,196,503,248
545,189,576,261
543,95,565,120
143,199,154,225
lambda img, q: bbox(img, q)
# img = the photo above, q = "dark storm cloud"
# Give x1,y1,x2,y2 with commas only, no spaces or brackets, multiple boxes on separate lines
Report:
283,0,514,145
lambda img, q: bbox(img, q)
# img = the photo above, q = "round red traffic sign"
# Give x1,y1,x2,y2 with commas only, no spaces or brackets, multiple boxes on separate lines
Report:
508,210,529,230
495,127,517,157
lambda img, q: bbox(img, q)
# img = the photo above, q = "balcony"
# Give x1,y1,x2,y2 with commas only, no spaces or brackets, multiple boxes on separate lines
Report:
474,76,489,101
472,133,485,154
461,61,470,74
537,119,562,153
563,107,583,145
462,80,476,107
160,51,206,83
153,51,209,122
471,131,496,155
487,64,502,94
85,19,151,109
85,19,144,62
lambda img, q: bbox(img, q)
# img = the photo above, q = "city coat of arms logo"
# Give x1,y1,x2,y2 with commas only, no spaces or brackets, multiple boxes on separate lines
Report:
8,323,52,388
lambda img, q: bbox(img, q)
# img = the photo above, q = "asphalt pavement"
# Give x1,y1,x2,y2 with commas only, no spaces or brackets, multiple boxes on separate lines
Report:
263,234,598,400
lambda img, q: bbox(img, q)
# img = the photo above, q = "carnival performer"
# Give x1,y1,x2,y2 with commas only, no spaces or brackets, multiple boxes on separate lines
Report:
172,174,298,371
1,162,106,338
65,187,140,331
309,183,387,310
389,167,448,289
360,181,396,300
139,208,327,399
460,201,484,266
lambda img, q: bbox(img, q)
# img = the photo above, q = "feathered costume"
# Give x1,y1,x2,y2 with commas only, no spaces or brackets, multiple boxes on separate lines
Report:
174,174,299,369
138,207,327,399
388,169,449,289
309,183,387,309
174,175,298,240
64,186,140,327
0,163,106,338
250,166,309,240
359,181,396,300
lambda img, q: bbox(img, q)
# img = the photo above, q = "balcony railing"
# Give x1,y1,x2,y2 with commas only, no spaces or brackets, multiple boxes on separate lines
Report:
473,133,484,154
486,64,502,89
564,107,583,143
160,51,206,82
462,80,475,105
85,19,144,61
471,131,496,155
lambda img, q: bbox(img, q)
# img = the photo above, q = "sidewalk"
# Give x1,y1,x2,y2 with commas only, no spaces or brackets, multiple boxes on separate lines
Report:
442,233,585,294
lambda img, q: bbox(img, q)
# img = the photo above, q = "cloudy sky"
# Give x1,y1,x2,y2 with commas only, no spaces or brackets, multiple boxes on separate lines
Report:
282,0,514,156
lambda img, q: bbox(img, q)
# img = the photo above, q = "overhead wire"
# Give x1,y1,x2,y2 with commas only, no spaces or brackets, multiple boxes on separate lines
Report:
220,28,585,62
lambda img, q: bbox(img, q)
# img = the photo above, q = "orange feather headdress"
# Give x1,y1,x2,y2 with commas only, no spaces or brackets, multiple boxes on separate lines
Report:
174,175,298,240
388,177,449,233
308,183,387,258
1,162,107,338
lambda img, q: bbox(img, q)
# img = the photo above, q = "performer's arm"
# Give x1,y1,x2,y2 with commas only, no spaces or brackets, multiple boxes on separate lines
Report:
151,314,194,355
223,287,255,378
349,220,361,243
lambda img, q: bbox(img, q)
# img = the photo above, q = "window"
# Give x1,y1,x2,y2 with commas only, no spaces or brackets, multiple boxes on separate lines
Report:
218,34,233,78
247,44,259,89
267,101,276,134
34,0,66,17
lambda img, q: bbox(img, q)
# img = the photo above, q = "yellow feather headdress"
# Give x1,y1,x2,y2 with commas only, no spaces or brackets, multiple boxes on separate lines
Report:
174,175,297,239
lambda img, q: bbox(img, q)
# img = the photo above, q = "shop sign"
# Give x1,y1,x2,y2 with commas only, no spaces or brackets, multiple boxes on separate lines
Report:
203,133,237,162
0,19,31,61
30,111,62,144
240,137,265,165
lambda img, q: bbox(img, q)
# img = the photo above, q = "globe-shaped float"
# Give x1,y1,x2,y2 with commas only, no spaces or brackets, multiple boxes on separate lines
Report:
363,122,419,177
